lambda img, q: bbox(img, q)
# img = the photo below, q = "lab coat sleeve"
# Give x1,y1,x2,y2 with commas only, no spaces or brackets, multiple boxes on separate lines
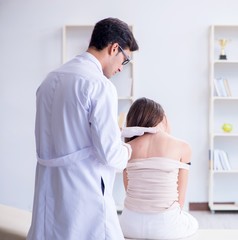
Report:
89,80,130,170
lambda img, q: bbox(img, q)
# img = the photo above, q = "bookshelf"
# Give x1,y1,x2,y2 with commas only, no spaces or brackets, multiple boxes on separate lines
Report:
62,25,135,211
209,25,238,212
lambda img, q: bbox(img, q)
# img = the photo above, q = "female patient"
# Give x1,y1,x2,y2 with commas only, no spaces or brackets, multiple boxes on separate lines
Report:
120,97,198,240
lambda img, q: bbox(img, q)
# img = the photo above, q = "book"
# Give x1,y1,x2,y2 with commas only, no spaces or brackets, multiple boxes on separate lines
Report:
213,149,231,171
223,79,232,97
213,149,223,170
214,78,232,97
217,78,227,97
214,78,227,97
219,150,231,170
214,78,222,97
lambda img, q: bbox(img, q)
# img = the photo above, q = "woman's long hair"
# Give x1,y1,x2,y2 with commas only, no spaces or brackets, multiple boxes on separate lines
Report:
125,97,165,143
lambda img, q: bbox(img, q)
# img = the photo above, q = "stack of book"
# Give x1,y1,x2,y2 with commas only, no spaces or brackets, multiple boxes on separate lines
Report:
213,149,231,170
214,78,232,97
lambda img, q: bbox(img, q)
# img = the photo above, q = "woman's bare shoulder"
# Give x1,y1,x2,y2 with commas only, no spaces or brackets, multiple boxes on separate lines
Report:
165,133,190,146
159,133,192,160
172,137,192,163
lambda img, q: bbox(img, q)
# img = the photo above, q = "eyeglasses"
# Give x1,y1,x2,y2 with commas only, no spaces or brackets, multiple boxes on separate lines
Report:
118,45,131,65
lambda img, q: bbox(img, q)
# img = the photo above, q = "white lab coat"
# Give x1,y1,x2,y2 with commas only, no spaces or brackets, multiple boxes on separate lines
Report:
27,52,130,240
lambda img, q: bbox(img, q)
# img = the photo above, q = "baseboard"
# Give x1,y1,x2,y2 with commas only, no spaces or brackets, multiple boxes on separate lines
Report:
189,202,209,211
189,202,235,211
119,202,235,212
119,203,212,211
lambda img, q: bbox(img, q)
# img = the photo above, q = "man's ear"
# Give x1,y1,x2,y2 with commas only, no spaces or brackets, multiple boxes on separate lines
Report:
109,43,119,56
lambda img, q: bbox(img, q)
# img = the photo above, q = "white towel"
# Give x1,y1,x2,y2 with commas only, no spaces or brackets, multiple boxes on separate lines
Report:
121,127,158,138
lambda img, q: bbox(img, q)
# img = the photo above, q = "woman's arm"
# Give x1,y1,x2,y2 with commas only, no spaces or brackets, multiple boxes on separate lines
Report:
123,168,128,191
177,143,192,208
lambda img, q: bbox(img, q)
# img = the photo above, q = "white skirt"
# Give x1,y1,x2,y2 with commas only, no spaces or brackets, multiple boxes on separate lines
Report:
119,203,198,240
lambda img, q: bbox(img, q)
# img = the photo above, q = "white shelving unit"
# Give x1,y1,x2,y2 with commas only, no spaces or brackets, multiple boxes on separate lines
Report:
209,25,238,212
62,25,135,211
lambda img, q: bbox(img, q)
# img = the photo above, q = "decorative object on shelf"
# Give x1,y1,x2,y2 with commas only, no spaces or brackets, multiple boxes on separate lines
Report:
222,123,233,133
218,38,229,60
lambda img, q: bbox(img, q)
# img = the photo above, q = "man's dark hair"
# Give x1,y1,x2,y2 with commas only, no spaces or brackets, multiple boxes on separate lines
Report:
89,17,139,51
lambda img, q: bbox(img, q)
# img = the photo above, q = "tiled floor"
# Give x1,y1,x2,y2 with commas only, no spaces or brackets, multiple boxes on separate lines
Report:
123,211,238,239
189,210,238,229
119,210,238,229
125,230,238,240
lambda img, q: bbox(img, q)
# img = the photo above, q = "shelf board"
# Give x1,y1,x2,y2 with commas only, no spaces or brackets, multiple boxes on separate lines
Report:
213,24,238,28
209,203,238,211
118,97,133,100
213,133,238,137
64,24,93,28
214,60,238,64
211,170,238,174
213,97,238,100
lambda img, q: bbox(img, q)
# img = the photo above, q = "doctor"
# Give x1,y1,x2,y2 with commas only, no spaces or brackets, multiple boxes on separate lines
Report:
27,17,139,240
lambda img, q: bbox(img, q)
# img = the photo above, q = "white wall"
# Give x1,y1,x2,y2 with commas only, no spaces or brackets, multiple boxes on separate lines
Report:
1,0,238,210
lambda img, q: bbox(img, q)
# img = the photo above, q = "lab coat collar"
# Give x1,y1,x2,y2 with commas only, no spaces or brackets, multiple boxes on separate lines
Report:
81,52,103,74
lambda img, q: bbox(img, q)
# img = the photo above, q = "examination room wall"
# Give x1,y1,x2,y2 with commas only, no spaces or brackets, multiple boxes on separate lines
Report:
1,0,238,210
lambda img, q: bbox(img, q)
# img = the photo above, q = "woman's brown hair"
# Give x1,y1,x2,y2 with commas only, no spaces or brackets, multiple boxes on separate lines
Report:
125,97,165,142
